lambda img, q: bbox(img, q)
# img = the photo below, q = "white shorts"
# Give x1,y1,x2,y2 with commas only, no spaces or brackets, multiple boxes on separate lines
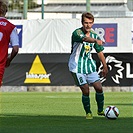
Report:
71,72,100,86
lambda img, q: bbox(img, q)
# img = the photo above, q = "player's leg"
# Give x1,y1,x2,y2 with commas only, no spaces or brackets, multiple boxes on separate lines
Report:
92,81,104,115
80,84,93,119
71,72,92,119
80,84,92,113
86,72,104,115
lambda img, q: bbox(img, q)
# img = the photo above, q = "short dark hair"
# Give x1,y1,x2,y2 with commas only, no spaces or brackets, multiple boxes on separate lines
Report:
81,12,94,24
0,2,8,15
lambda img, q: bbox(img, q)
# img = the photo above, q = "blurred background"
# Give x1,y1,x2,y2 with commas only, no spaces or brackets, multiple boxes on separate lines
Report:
6,0,133,19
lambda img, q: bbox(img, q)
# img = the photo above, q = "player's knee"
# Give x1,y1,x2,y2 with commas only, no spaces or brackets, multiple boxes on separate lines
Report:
80,86,90,96
96,88,103,93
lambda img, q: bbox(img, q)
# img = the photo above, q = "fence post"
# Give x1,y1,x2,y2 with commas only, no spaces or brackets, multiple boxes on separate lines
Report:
23,0,28,19
86,0,90,12
41,0,44,19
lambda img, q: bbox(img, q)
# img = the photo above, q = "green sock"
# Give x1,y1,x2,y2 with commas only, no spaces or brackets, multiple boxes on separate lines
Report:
82,95,91,114
95,92,104,112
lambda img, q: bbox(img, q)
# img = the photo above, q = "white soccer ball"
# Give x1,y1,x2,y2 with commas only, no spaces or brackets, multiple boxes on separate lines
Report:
104,106,119,120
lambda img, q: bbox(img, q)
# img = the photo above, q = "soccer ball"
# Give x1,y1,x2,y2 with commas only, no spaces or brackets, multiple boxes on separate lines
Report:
104,106,119,120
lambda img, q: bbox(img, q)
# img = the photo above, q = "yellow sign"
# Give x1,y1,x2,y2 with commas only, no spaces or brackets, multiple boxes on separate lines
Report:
24,55,51,83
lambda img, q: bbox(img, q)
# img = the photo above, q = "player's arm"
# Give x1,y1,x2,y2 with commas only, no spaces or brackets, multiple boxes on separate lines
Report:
5,27,19,67
6,46,19,67
83,37,104,45
97,51,108,77
72,29,104,45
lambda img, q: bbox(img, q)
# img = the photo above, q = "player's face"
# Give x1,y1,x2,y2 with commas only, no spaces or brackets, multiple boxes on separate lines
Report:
82,17,94,33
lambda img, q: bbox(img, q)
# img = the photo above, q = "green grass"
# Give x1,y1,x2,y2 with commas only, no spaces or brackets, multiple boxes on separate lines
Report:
0,92,133,133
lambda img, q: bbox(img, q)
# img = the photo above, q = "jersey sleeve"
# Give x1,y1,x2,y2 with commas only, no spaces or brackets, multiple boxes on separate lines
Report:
94,35,104,53
72,29,85,44
10,27,19,46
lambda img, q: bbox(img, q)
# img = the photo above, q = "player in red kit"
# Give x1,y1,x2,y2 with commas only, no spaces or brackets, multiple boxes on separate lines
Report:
0,1,19,87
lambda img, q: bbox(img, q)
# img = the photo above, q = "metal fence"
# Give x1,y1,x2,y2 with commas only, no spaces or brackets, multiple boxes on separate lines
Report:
6,0,133,19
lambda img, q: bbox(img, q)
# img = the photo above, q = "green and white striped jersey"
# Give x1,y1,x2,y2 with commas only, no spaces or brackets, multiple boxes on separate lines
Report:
68,27,104,74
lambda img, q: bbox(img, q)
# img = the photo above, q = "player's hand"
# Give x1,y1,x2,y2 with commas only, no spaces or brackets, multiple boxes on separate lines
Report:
102,66,108,77
95,40,105,45
5,57,11,68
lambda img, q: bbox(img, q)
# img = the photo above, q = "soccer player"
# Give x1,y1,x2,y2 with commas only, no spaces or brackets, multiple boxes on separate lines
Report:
0,1,19,87
68,12,108,119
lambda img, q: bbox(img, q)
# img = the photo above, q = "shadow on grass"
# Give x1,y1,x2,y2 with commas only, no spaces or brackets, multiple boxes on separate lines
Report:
0,114,133,133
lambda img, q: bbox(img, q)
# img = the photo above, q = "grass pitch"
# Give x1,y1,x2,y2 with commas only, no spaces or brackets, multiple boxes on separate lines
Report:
0,92,133,133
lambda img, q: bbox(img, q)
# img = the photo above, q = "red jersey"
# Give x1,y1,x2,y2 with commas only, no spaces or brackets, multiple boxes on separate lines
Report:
0,18,15,67
0,18,16,85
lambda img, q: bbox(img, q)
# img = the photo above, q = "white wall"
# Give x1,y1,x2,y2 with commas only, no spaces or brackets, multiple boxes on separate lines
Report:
9,18,132,54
